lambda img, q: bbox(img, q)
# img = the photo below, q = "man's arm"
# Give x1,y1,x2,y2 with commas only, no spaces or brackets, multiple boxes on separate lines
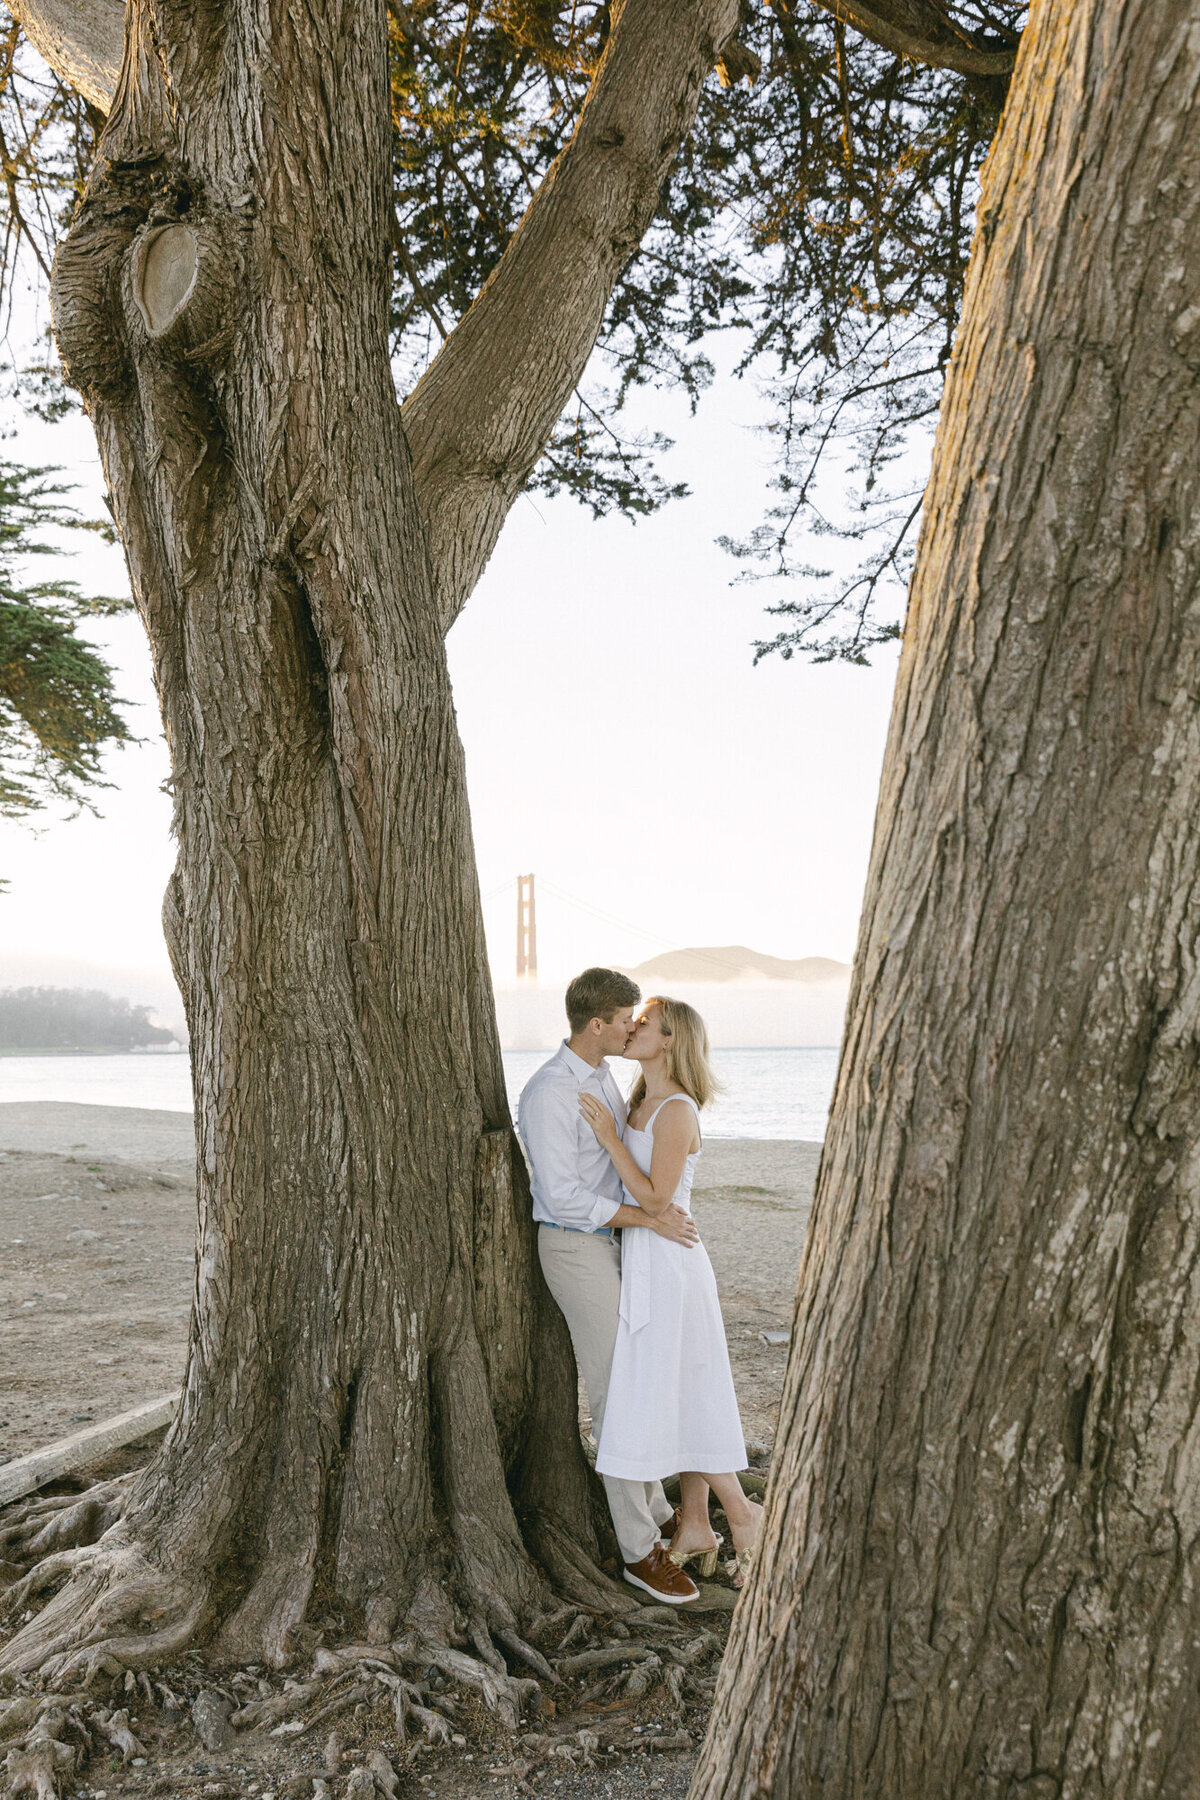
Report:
518,1081,621,1231
578,1093,695,1214
610,1200,699,1246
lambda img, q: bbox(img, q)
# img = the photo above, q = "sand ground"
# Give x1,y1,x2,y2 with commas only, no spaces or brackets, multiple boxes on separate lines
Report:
0,1103,819,1800
0,1103,818,1466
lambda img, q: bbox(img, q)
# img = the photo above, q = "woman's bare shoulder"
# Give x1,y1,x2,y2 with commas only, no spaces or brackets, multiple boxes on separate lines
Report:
650,1092,701,1145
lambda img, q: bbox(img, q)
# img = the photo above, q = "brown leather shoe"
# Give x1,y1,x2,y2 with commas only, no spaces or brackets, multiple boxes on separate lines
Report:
623,1544,699,1604
656,1505,682,1546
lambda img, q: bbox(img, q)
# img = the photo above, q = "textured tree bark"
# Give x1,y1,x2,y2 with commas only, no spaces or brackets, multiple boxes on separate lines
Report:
8,0,122,110
692,3,1200,1796
0,0,736,1683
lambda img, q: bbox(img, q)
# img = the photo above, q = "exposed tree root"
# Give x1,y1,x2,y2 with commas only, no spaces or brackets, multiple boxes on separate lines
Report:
1,1700,92,1800
91,1706,145,1762
0,1450,730,1800
0,1479,132,1567
229,1676,324,1730
4,1736,75,1800
399,1636,538,1731
524,1517,637,1614
0,1577,727,1799
0,1532,207,1686
496,1624,560,1683
0,1557,82,1621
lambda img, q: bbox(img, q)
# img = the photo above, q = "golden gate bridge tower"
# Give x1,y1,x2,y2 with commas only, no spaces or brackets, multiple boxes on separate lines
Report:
515,873,537,981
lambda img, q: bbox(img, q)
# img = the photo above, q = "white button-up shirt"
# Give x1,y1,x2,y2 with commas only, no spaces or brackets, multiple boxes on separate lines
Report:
518,1042,628,1231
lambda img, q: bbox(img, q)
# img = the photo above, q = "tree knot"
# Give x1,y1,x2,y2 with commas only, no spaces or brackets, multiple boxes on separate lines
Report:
51,180,244,406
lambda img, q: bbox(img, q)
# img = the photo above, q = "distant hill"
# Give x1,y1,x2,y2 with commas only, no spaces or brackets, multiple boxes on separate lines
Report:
0,986,177,1051
624,946,850,985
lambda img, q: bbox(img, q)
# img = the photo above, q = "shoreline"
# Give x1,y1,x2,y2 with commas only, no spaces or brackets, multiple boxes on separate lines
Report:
0,1045,186,1058
2,1049,837,1140
0,1100,823,1165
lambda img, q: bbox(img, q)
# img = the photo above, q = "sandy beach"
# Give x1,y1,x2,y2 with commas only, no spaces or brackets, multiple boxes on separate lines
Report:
0,1102,817,1464
0,1104,818,1800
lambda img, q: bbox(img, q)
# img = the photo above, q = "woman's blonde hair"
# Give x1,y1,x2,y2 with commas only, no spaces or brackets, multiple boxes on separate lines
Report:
627,995,721,1115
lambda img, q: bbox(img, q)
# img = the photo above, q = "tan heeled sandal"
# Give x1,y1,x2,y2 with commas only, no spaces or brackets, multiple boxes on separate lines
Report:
727,1543,755,1587
728,1500,764,1587
668,1535,723,1579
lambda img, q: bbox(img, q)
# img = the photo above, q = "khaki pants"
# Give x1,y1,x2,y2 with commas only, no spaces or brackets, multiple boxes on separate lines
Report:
537,1224,674,1564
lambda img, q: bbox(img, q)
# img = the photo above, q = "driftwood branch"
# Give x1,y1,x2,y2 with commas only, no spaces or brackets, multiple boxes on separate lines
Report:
0,1394,177,1507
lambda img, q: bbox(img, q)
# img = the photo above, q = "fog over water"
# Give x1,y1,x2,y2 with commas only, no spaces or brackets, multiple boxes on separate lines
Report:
495,977,849,1051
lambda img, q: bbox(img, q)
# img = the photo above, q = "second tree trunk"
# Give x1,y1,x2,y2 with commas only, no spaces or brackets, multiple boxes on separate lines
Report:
694,2,1200,1794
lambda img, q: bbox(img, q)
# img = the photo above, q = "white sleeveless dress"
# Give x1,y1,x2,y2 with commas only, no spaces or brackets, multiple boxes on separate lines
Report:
594,1094,747,1482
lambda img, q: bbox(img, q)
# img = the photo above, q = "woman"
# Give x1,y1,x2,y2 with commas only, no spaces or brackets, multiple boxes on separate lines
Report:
578,996,762,1587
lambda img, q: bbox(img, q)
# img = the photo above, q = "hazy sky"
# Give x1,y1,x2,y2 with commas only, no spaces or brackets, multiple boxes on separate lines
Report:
0,346,908,1011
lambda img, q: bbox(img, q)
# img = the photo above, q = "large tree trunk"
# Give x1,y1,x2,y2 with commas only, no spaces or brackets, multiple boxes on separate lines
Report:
0,0,583,1682
0,0,737,1684
694,2,1200,1795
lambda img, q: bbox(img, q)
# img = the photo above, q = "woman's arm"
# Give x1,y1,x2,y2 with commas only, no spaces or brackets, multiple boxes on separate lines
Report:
578,1093,696,1215
609,1199,699,1244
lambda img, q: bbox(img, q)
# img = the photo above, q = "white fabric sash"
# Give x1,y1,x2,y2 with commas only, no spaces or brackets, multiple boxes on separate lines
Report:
618,1215,654,1334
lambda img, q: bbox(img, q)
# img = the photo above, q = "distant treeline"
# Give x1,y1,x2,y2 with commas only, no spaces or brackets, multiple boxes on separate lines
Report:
0,986,176,1050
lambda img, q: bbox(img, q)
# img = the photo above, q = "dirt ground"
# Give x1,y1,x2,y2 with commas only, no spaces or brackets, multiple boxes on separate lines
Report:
0,1104,818,1800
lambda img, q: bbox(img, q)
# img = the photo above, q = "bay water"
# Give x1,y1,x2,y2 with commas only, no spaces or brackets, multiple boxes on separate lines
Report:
0,1044,839,1140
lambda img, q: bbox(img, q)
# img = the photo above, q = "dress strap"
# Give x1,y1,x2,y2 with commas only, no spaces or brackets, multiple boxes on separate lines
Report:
643,1092,702,1135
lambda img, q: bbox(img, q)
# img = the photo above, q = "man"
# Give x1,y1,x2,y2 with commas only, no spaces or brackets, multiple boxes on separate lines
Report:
518,967,701,1603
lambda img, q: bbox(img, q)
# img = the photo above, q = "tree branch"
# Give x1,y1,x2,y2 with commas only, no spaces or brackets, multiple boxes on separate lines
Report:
810,0,1018,78
7,0,122,112
399,0,740,635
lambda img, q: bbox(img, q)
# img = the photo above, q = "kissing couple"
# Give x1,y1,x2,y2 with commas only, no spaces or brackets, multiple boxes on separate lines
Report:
518,967,762,1604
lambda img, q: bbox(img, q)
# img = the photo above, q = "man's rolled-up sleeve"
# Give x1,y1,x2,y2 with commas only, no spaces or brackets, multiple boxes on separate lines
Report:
519,1082,622,1231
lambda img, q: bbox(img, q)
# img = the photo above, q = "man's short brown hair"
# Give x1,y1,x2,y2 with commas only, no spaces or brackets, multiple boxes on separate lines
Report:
565,967,641,1034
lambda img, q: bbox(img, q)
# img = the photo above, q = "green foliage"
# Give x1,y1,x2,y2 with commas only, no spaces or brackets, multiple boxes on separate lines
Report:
387,0,1023,655
0,11,94,420
0,0,1025,661
0,461,132,818
718,8,1010,661
387,1,753,516
0,984,175,1049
